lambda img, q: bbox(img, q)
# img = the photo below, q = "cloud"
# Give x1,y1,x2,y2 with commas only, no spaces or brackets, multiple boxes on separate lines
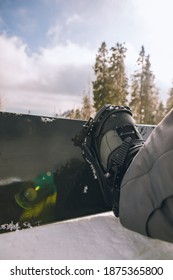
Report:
0,35,33,87
38,41,94,65
130,0,173,94
0,34,95,115
66,14,84,25
47,24,63,43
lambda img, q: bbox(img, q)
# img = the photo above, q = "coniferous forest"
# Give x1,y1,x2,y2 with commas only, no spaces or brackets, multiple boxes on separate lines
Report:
67,42,173,124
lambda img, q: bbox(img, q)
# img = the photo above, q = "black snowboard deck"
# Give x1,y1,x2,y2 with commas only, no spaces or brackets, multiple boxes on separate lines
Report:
0,112,155,233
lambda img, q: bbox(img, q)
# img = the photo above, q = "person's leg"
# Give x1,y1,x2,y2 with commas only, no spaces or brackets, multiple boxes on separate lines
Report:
120,109,173,243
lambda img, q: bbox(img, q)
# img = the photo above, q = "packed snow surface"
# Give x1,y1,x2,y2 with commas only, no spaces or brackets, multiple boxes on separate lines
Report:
0,212,173,260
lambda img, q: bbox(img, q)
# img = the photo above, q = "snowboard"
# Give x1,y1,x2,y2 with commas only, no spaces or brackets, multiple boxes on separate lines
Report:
0,112,155,233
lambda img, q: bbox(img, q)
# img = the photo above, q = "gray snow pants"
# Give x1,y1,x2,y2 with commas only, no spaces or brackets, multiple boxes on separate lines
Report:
119,109,173,243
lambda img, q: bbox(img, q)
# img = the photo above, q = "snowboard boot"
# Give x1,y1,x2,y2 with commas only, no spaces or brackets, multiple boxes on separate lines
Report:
73,104,144,217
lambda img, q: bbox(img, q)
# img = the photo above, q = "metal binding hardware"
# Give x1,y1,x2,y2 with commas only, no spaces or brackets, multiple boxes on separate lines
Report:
83,117,94,135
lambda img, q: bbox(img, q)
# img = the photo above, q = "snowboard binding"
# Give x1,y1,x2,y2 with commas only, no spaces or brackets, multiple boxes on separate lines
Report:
73,104,144,217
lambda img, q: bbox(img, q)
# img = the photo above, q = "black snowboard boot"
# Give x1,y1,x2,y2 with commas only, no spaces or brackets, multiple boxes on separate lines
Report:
73,104,144,217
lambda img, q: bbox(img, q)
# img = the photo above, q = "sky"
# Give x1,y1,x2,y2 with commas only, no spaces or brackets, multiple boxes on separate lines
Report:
0,0,173,116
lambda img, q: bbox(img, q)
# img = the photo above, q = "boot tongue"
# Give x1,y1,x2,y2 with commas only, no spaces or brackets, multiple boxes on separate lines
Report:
100,130,122,170
100,126,144,187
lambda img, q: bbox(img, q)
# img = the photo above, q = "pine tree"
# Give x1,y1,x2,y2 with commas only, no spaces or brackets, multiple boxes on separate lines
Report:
166,80,173,113
66,108,82,119
108,43,128,105
154,101,166,124
93,42,129,110
93,42,110,110
129,70,141,121
81,92,94,120
130,46,159,124
66,85,94,120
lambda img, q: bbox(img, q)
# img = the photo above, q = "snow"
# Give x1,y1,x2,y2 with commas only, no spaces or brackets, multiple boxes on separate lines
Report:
0,212,173,260
41,117,56,123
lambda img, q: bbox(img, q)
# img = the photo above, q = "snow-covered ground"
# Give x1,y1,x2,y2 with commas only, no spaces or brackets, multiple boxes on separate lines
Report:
0,212,173,260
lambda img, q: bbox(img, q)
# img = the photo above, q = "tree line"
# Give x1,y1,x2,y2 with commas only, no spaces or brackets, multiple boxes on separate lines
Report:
66,42,173,124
